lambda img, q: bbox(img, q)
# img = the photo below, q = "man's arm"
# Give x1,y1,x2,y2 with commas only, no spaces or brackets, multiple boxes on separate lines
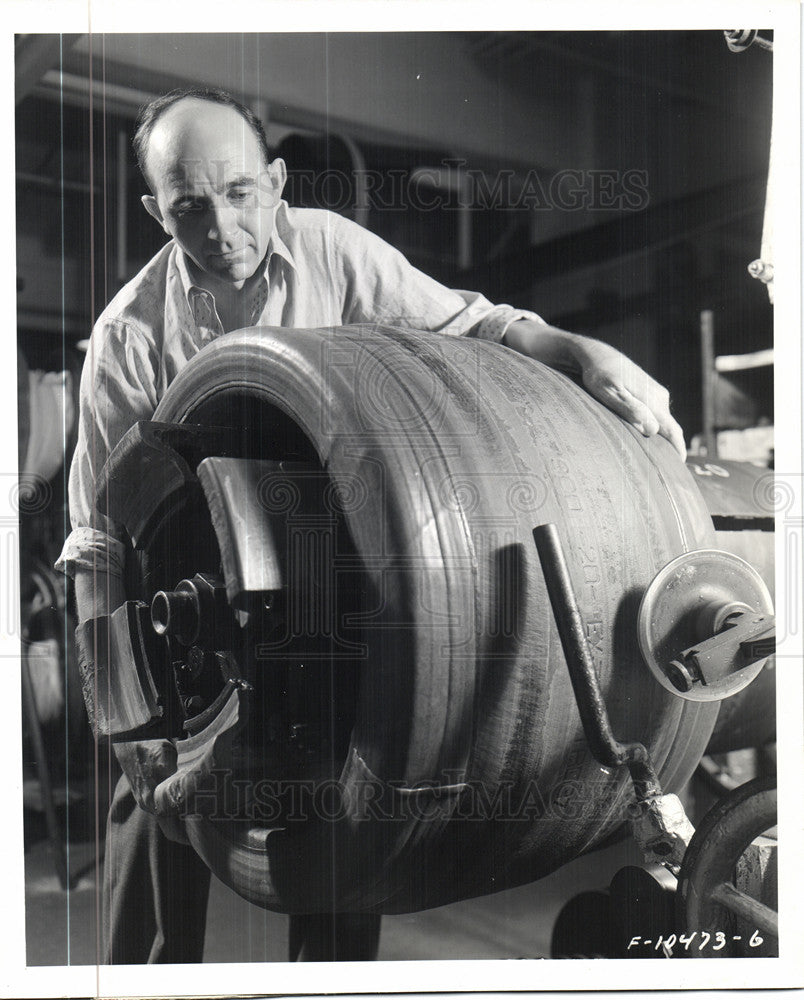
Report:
56,319,160,621
329,215,685,458
503,319,686,460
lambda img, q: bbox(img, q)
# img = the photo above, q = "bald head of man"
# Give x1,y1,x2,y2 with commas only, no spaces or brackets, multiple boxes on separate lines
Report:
137,91,286,293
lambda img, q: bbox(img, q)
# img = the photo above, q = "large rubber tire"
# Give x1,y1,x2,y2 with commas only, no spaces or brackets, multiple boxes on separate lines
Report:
136,324,718,913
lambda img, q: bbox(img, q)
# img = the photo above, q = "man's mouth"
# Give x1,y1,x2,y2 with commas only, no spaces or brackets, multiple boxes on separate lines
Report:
212,249,248,262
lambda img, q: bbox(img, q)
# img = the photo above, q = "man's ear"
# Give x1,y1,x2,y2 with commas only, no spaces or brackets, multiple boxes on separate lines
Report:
141,194,169,233
268,158,287,198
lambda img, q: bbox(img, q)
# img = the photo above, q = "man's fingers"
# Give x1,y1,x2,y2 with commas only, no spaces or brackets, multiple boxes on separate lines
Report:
576,345,686,461
592,382,661,436
588,379,686,460
659,415,687,460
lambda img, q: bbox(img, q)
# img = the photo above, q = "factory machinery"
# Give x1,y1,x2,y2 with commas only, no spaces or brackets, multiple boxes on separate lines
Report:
79,325,779,959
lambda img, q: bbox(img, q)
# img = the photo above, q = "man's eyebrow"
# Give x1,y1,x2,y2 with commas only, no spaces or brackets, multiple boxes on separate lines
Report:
165,175,258,210
166,165,194,186
169,193,205,208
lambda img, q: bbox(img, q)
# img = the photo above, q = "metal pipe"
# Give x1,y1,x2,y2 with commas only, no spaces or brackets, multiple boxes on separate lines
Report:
533,523,662,800
410,165,473,270
39,69,157,113
700,309,717,458
711,880,778,938
116,129,128,284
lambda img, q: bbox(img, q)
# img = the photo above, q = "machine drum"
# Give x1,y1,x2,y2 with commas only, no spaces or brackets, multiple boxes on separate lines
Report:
103,325,720,914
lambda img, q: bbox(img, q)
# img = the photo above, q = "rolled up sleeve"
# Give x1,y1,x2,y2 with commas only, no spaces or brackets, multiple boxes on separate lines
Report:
55,319,159,579
55,526,127,578
472,303,546,343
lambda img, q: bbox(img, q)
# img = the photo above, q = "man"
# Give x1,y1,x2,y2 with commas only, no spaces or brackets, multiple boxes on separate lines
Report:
57,86,685,964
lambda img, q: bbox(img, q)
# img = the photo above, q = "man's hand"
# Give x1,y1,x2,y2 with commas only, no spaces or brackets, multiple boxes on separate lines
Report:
503,320,686,460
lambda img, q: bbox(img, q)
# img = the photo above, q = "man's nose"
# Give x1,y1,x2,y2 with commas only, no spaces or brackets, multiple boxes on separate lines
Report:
207,202,238,242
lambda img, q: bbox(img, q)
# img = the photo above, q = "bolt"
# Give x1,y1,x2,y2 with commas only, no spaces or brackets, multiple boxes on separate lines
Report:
182,695,204,715
666,660,696,692
748,259,774,283
151,588,199,644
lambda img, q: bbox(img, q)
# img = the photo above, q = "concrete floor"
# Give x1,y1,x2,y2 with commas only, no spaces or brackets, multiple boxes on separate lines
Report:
23,728,751,968
24,804,647,966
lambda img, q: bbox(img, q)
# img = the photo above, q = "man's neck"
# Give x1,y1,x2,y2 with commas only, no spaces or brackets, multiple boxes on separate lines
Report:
187,254,267,332
188,256,264,299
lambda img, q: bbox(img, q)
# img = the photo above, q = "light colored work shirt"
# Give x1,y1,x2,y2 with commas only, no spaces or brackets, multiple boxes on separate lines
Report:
56,201,542,579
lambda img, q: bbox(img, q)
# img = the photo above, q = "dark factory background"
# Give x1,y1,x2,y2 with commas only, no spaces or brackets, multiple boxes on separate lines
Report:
15,31,775,966
17,31,774,434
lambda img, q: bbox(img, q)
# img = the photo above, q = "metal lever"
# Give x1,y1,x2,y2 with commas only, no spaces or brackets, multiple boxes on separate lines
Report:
533,523,662,801
533,523,696,870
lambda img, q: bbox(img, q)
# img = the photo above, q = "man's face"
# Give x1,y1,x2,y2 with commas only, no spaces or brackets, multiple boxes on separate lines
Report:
142,99,285,291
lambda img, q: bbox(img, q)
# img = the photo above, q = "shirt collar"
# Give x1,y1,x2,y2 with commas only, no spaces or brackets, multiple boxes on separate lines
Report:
267,202,296,273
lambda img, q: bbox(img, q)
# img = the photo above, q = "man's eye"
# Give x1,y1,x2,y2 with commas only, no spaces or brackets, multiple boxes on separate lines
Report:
229,189,253,203
174,202,203,216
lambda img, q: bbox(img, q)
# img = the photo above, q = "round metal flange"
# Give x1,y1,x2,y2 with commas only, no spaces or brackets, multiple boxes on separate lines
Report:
676,776,777,957
637,550,773,702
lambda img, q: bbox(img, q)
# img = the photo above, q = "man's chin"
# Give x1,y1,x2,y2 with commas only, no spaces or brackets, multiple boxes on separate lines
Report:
209,258,253,284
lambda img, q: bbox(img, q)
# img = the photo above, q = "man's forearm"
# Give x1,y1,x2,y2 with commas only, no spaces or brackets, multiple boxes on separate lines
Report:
502,318,686,459
503,320,627,375
502,320,583,371
74,567,127,624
